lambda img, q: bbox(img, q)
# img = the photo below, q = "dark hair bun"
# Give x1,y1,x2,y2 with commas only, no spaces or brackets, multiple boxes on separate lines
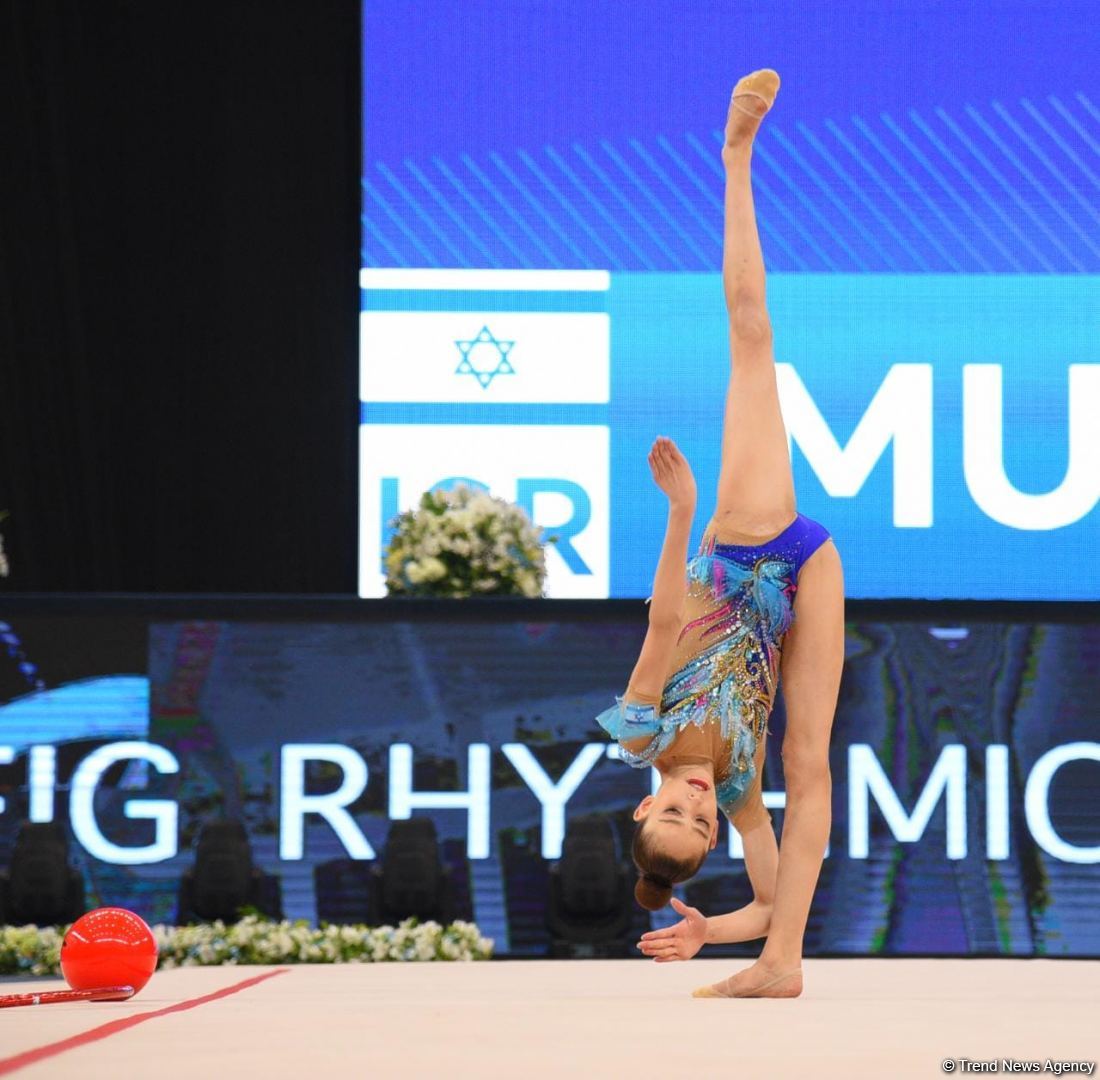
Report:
634,874,673,911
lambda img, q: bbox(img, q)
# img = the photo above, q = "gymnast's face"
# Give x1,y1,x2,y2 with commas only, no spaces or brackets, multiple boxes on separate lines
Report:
632,772,720,861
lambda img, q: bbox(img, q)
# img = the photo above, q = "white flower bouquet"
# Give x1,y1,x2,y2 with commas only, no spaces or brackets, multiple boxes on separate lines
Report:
0,916,493,975
384,483,555,598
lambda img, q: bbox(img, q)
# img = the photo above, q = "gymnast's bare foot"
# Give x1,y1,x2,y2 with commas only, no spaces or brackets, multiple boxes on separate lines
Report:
692,957,803,999
723,68,780,154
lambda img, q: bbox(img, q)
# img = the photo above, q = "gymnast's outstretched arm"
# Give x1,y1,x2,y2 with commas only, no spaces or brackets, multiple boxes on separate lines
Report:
637,814,778,959
621,437,695,706
637,777,780,960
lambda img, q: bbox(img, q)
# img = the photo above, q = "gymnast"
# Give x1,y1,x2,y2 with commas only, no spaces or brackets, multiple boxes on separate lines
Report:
595,70,846,998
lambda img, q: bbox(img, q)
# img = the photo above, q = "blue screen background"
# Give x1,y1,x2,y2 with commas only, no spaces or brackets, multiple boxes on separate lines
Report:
360,0,1100,599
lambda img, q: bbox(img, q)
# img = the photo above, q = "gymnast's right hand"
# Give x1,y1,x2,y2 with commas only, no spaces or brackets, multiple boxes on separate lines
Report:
636,896,708,962
648,436,696,511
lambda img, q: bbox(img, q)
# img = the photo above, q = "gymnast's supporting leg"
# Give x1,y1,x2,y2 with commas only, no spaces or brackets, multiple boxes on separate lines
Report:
747,542,844,984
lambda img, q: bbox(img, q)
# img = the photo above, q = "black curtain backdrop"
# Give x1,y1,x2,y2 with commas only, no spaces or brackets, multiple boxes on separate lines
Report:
0,0,361,592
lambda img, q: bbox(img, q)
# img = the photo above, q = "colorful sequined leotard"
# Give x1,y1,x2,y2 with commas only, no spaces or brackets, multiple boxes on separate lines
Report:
596,511,832,832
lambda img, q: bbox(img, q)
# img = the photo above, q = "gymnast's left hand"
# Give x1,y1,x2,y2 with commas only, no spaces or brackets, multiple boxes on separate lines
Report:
636,897,707,962
648,436,696,511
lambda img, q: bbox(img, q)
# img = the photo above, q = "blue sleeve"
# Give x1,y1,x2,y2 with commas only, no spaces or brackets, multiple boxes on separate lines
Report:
595,695,661,741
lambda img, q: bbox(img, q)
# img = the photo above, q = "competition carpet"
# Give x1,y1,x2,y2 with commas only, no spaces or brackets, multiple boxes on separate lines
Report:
0,959,1095,1079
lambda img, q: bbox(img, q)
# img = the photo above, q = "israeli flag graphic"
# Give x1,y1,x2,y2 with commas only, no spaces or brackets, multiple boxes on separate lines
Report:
360,269,610,404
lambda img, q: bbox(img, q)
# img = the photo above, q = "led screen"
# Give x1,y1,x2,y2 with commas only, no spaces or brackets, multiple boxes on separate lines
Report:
3,609,1097,956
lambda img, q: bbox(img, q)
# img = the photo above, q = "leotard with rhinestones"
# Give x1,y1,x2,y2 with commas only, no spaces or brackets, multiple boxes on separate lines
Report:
596,511,831,827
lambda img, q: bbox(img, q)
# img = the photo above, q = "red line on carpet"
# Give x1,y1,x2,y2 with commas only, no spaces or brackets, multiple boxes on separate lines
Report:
0,967,290,1076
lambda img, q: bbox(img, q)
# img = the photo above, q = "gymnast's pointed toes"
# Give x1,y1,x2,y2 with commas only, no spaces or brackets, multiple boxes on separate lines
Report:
691,985,724,998
724,69,781,149
734,68,781,104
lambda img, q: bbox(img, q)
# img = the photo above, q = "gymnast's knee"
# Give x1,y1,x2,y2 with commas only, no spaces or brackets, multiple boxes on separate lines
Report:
731,290,772,344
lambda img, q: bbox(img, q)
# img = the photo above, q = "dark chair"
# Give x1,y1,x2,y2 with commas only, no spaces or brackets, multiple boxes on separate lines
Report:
0,821,85,926
314,858,373,925
369,818,452,925
546,816,633,957
176,820,282,924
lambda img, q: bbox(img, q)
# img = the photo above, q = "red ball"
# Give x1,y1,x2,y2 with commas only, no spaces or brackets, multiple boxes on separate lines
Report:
61,908,158,995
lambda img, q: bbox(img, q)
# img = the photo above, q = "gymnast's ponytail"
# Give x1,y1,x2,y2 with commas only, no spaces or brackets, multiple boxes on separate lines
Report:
634,871,673,911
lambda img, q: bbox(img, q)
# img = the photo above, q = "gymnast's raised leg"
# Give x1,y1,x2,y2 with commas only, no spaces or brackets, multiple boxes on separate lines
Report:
692,70,846,999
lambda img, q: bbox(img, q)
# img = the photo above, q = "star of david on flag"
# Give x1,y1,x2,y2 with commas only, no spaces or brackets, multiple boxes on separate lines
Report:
454,325,516,389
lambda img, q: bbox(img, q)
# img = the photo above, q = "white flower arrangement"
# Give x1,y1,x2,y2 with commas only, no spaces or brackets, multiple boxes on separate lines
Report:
0,924,63,976
384,483,555,598
0,511,9,578
0,917,493,975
